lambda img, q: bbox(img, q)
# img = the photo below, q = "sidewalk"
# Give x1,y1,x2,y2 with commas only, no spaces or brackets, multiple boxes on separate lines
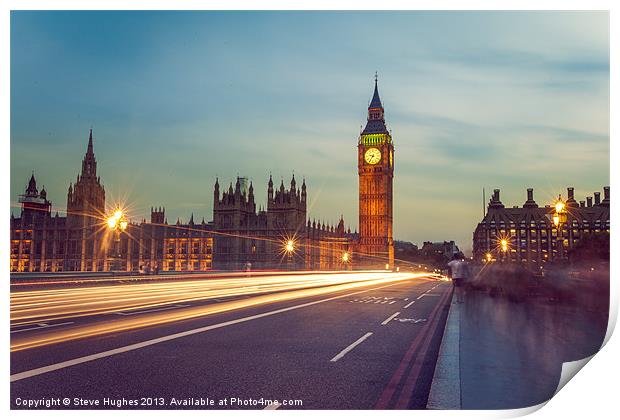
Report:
427,289,607,410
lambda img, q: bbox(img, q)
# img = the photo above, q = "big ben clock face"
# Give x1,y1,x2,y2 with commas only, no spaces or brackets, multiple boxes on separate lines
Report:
364,147,382,165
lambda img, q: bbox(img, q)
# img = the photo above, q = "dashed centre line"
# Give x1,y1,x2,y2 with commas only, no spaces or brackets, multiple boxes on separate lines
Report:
402,284,443,308
330,332,373,362
403,300,416,309
381,312,401,326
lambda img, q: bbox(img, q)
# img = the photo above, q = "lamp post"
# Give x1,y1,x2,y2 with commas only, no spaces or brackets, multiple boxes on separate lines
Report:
342,251,351,271
107,209,128,271
500,239,508,263
284,239,295,270
553,195,567,261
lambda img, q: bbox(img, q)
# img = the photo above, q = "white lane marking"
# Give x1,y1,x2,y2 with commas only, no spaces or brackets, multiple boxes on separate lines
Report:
114,304,190,316
404,300,416,309
11,320,52,328
397,318,427,324
12,281,401,382
389,301,396,305
264,403,281,410
417,291,440,299
330,332,373,362
381,312,400,326
11,321,74,334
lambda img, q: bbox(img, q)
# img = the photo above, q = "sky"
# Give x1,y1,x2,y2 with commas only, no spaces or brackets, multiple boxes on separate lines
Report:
10,11,609,254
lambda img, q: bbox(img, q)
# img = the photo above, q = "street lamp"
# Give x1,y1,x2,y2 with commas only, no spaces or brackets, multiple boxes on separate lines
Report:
107,208,128,270
485,252,492,263
341,251,351,271
283,239,296,270
107,209,128,232
552,195,567,261
498,238,509,263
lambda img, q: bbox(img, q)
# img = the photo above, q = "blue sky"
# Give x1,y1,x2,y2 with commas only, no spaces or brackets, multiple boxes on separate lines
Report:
10,11,609,253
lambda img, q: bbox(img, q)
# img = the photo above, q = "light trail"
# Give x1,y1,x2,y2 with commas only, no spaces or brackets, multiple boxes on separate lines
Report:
11,271,432,352
12,272,400,320
10,270,369,288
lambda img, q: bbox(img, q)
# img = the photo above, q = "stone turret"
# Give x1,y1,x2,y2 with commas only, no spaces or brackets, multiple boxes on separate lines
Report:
67,129,105,225
523,188,538,208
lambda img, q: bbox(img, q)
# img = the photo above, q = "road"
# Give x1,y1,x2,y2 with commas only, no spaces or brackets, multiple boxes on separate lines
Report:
10,271,452,409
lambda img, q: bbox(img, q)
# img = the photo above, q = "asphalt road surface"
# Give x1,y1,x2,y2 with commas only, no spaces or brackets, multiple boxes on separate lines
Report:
11,272,452,410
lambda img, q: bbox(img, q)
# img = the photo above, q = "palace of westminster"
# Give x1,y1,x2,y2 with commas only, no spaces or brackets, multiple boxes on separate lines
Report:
10,79,610,273
10,79,395,273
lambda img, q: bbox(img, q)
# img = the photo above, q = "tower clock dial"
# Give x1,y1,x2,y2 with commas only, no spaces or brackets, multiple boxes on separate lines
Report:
364,147,382,165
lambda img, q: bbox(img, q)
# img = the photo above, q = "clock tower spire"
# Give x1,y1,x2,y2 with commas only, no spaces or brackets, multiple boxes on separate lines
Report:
357,75,394,268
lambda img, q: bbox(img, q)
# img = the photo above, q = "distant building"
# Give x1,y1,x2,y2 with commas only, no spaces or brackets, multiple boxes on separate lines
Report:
473,187,610,266
395,240,419,254
420,241,461,264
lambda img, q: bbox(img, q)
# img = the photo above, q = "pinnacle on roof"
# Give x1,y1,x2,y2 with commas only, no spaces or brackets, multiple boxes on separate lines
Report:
369,72,383,109
87,128,94,154
362,74,389,136
81,128,98,178
26,172,38,195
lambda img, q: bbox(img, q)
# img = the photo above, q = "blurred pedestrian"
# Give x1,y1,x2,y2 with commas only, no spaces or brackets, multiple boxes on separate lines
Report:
447,253,468,303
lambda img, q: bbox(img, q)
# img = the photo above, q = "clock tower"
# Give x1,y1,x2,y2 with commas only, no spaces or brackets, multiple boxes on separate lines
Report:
358,75,394,268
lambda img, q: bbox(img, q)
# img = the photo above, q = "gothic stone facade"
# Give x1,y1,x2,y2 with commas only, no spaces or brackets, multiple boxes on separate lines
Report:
10,130,213,273
473,187,610,266
11,131,351,273
212,175,353,271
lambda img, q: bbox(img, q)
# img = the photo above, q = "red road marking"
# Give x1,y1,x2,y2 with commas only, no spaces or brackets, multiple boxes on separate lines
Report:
374,286,452,409
394,289,452,409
